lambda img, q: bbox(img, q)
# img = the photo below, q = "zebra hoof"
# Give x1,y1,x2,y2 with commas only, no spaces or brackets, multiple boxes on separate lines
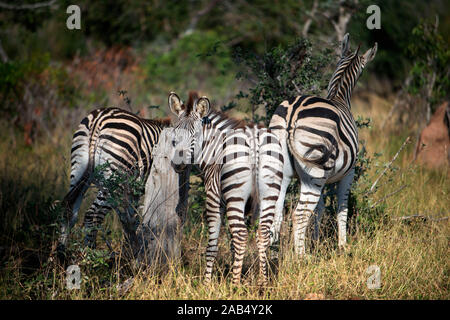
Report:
257,278,268,288
204,276,212,286
269,248,279,260
269,232,279,247
258,284,267,296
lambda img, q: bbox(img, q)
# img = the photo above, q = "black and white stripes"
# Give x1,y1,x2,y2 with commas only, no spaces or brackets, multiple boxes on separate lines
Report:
59,107,170,251
168,92,284,285
269,34,377,255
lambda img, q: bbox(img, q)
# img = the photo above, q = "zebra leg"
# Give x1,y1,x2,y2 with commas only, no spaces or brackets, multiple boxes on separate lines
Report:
204,176,222,284
336,169,355,250
292,177,324,256
256,212,271,286
226,199,248,285
122,193,141,251
312,193,325,242
58,179,90,254
204,205,222,283
58,192,82,253
258,185,281,286
269,174,291,246
258,146,284,285
269,137,293,246
83,189,111,249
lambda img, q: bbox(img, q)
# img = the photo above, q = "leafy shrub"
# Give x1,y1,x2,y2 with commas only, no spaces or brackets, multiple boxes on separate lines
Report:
231,38,334,124
0,52,80,144
407,19,450,113
143,30,235,95
92,162,146,243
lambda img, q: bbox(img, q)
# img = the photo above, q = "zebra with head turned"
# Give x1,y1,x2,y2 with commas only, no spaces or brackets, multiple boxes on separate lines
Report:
168,91,284,285
58,107,171,255
269,34,377,255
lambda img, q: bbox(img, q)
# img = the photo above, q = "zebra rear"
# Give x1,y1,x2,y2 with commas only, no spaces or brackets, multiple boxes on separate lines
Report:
269,34,377,255
58,107,170,255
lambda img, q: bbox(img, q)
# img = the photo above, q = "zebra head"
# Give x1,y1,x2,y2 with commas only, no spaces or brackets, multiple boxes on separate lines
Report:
339,33,378,71
327,33,378,105
168,91,210,172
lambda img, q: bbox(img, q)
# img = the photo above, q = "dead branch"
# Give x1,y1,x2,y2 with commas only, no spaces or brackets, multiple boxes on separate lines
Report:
0,0,57,10
0,38,8,63
391,214,449,223
370,184,408,209
181,0,220,38
302,0,319,38
381,75,412,129
291,80,302,95
369,136,411,193
318,0,358,46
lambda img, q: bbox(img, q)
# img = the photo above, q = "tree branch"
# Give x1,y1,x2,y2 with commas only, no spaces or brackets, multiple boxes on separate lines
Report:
0,38,9,63
0,0,57,10
392,214,449,223
181,0,220,37
370,184,407,209
302,0,318,38
369,136,411,193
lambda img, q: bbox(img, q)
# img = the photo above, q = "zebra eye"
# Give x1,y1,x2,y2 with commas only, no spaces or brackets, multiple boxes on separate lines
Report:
172,140,176,147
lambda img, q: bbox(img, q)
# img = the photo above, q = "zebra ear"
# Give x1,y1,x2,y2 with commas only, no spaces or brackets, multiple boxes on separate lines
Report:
341,33,350,57
362,42,378,63
194,96,210,118
168,92,184,117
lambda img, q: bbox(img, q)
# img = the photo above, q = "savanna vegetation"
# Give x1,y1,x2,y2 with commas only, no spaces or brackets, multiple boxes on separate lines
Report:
0,0,448,300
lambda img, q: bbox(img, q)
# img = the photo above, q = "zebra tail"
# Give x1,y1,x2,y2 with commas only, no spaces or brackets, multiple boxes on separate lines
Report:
62,113,100,216
248,127,260,224
287,126,332,168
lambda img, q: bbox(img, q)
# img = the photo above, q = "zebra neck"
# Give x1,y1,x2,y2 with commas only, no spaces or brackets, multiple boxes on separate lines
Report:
327,61,358,111
198,123,227,170
328,76,356,111
198,112,244,170
331,95,352,111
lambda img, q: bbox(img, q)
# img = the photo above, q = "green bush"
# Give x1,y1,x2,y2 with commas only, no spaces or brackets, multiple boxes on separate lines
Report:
407,19,450,111
232,38,334,124
143,30,235,94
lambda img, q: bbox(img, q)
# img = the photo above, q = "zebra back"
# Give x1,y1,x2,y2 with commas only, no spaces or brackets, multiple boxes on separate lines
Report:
69,107,171,191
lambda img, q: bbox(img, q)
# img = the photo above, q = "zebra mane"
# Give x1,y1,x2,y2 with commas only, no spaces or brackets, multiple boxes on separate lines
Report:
326,50,361,103
183,91,200,116
206,110,246,130
145,117,172,128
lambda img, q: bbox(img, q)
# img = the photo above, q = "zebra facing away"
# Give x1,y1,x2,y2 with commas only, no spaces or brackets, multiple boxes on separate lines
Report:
58,107,171,255
269,34,377,255
168,92,284,285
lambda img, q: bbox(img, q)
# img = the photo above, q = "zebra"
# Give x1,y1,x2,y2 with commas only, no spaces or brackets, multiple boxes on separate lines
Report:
168,91,284,285
58,107,171,255
268,34,377,255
